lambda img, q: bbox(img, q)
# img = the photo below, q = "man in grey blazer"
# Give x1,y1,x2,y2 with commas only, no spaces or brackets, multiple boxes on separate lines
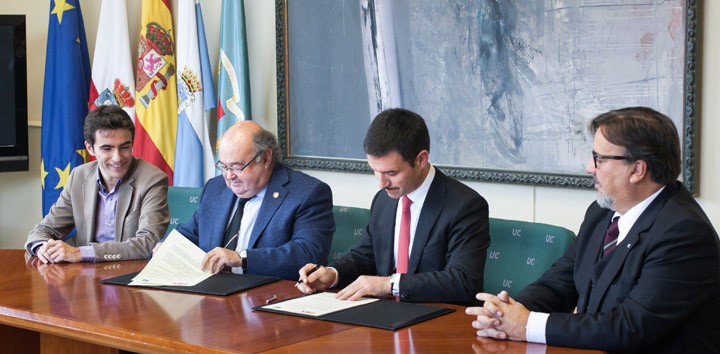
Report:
26,105,169,263
468,107,720,353
164,121,335,280
298,108,489,305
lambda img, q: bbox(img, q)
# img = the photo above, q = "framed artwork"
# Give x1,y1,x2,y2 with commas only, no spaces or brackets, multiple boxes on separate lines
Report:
275,0,699,193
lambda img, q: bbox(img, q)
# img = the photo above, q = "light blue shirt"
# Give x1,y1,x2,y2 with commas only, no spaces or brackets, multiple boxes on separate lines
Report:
229,188,266,274
79,171,123,262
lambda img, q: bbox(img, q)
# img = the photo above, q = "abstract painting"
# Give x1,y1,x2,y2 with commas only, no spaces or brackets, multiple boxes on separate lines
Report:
276,0,698,191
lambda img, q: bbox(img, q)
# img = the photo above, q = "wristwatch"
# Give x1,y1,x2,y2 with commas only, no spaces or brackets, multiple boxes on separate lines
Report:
239,249,247,270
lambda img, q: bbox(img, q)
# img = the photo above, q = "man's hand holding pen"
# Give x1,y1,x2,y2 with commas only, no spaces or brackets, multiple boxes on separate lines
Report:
296,264,320,286
296,264,392,301
296,263,336,294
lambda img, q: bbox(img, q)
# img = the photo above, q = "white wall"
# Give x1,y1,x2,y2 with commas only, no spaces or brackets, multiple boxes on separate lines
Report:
0,1,718,249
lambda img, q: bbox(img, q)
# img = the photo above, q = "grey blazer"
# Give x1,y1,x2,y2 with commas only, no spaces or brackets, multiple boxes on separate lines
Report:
25,158,169,261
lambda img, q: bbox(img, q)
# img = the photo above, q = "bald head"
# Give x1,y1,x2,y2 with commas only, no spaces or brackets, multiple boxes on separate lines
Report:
220,121,260,151
216,121,281,197
219,121,280,165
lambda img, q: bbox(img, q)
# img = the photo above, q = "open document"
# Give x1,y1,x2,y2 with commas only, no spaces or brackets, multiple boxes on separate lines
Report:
101,230,279,295
262,292,379,317
129,230,212,287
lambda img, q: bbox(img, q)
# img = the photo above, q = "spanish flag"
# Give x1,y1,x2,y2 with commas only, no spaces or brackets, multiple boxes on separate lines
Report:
134,0,178,184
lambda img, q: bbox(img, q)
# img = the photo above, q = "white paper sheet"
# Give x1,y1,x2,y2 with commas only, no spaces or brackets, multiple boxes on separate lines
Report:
262,292,379,317
129,230,212,287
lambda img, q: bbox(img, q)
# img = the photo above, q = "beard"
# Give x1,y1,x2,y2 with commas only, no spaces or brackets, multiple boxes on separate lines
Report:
596,190,615,210
594,176,615,210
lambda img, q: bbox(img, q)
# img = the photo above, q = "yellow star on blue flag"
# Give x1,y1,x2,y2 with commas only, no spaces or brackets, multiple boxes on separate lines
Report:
50,0,75,25
53,163,71,189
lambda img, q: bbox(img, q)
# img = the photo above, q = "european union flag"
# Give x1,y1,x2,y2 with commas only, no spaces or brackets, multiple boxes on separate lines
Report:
40,0,91,216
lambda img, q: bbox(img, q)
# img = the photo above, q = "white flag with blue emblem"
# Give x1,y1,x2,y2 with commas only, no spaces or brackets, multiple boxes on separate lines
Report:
174,0,215,187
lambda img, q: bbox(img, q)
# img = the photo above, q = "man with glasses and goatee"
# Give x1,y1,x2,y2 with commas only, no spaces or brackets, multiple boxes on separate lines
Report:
154,121,335,280
468,107,720,354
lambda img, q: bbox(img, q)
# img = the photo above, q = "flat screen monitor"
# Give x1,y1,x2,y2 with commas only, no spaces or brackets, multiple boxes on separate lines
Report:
0,14,27,172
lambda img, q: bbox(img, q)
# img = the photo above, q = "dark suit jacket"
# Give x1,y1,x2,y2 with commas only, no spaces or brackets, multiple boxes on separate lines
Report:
331,168,489,305
175,163,335,280
516,181,720,353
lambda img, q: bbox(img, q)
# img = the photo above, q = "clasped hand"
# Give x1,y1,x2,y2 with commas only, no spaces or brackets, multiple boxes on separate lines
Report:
465,291,530,342
36,239,81,264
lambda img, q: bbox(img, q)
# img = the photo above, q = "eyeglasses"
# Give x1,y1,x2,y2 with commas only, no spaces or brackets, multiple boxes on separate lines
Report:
216,150,263,174
592,151,628,168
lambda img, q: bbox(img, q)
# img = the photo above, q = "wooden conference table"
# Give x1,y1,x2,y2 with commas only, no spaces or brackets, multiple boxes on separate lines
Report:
0,249,602,353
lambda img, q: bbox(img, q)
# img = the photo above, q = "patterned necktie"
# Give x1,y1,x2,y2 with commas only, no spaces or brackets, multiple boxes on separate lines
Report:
397,195,412,274
223,197,251,251
602,216,620,257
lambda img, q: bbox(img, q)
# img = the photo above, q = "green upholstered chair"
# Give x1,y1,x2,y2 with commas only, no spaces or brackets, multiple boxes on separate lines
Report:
166,186,202,234
327,205,371,264
484,218,576,297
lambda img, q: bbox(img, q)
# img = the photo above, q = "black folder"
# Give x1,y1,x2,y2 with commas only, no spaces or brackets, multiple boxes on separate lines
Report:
254,295,454,330
102,271,279,296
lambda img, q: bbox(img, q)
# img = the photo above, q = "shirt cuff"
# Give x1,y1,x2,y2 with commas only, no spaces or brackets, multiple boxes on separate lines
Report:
79,245,96,262
526,311,549,344
327,267,340,288
29,241,45,256
389,273,401,296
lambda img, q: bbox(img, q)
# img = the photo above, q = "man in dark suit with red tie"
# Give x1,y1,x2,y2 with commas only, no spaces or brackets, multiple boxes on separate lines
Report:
468,107,720,353
297,108,489,305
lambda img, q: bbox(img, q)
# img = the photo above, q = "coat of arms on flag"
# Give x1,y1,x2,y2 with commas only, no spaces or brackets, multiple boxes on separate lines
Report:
137,21,175,108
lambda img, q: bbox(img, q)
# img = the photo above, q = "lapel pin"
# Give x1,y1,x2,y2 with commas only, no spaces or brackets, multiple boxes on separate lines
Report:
273,192,279,199
626,244,631,248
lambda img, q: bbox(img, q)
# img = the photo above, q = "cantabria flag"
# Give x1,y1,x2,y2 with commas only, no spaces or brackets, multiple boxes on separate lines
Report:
88,0,135,120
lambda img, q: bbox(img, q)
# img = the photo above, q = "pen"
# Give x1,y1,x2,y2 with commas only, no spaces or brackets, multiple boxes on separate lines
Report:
296,264,321,285
265,295,277,304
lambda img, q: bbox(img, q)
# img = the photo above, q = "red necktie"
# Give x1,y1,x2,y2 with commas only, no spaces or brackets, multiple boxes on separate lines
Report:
602,216,620,257
397,195,412,273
